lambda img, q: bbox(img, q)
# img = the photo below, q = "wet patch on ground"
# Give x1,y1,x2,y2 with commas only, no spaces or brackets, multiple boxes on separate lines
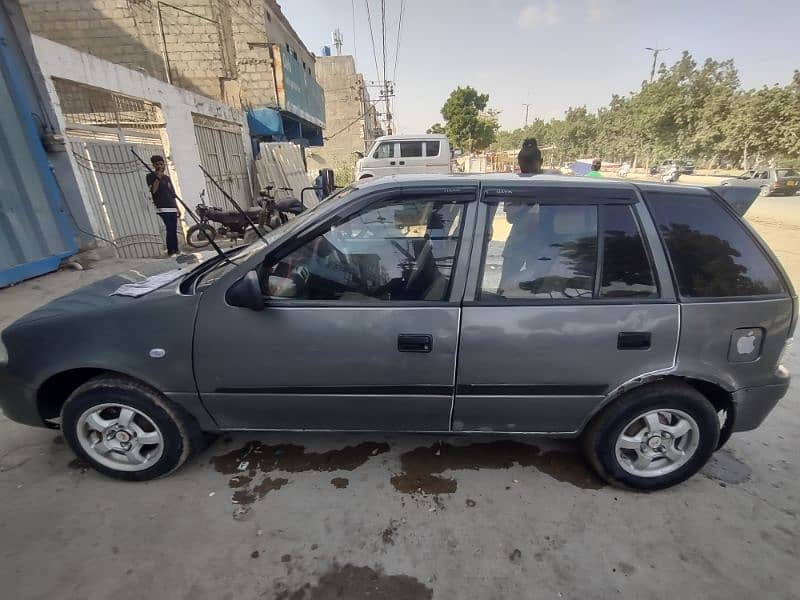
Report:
330,477,349,489
390,440,603,494
381,520,399,545
211,441,389,506
67,457,90,473
702,450,751,484
275,564,433,600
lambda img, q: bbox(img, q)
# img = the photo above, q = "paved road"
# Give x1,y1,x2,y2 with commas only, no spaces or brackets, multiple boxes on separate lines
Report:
1,246,799,600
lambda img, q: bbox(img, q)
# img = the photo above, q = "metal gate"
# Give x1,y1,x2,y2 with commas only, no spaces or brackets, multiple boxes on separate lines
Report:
193,115,252,209
69,139,168,258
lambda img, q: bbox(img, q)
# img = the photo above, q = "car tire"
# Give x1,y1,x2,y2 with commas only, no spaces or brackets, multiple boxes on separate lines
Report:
759,186,770,197
61,375,205,481
582,382,719,491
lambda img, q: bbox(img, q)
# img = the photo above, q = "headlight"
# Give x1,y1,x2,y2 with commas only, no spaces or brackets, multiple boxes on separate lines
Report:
0,337,7,364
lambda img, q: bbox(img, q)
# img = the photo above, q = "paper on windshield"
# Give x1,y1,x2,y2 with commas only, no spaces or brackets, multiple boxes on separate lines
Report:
111,268,185,297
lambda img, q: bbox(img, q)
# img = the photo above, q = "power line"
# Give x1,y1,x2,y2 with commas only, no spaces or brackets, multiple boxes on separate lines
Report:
392,0,405,82
364,0,381,81
351,0,357,62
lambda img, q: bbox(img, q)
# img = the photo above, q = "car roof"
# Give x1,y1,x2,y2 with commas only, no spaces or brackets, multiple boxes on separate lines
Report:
372,133,448,142
353,172,710,196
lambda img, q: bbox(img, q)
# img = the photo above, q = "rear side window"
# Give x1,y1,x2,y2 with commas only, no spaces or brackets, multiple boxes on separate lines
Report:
600,205,657,298
645,191,784,298
399,141,423,157
425,141,440,157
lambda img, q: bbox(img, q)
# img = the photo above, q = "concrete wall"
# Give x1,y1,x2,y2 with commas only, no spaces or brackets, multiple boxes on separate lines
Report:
307,55,379,181
31,35,252,213
263,0,315,77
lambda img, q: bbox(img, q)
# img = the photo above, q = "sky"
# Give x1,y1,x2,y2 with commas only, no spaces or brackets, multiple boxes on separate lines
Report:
280,0,800,133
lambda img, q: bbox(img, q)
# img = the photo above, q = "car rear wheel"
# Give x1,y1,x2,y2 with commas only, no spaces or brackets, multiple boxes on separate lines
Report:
759,185,770,197
61,375,205,481
582,382,719,491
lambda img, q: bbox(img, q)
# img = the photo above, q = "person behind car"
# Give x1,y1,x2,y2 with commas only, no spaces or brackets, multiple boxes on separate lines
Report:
499,138,543,295
586,158,603,178
146,155,181,257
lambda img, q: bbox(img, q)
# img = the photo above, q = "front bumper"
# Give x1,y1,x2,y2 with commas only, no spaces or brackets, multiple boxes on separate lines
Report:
0,364,42,427
732,367,791,431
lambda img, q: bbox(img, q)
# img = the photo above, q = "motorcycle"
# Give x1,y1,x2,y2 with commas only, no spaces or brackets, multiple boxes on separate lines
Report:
185,187,305,248
661,166,681,183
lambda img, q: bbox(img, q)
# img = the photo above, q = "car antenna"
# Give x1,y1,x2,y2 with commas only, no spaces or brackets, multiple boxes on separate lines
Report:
131,149,236,265
198,165,268,244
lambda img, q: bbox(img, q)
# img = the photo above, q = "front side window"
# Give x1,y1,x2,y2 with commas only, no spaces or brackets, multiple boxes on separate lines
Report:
399,141,423,158
645,191,785,298
373,142,394,159
264,197,466,302
480,202,598,300
425,141,440,157
600,205,657,298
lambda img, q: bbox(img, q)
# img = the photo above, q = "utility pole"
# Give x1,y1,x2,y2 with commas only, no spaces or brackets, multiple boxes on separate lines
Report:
645,47,669,82
522,103,531,128
332,29,344,55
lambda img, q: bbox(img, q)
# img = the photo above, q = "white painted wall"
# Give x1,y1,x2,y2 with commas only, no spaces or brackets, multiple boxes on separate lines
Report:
30,35,253,215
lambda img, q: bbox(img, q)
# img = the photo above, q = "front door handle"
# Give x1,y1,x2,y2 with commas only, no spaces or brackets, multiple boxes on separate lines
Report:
398,334,433,353
389,161,396,165
618,332,651,350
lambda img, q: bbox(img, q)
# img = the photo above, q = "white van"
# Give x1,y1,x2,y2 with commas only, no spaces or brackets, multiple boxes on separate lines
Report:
354,134,451,180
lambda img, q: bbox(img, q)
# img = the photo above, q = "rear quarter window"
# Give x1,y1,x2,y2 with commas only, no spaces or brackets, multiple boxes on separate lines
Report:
644,190,785,298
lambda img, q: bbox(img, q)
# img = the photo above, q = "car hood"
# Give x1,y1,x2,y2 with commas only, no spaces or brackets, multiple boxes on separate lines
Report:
7,261,195,329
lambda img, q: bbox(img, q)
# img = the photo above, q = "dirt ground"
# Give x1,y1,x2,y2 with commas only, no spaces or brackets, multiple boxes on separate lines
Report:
1,187,800,599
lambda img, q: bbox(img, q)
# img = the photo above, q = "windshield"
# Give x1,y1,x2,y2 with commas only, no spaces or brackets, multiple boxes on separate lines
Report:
192,184,359,290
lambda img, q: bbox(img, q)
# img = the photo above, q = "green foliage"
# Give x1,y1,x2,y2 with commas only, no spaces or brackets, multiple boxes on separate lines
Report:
439,86,499,152
492,53,799,168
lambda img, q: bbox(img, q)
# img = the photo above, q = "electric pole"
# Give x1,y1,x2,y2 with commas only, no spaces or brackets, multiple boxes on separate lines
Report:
522,103,531,128
645,47,669,82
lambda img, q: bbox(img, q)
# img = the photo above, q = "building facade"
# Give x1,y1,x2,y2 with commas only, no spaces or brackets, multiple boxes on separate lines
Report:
308,54,381,183
20,0,324,144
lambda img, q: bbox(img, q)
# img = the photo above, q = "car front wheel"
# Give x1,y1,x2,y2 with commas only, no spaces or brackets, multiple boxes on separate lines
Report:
583,382,719,491
61,375,204,481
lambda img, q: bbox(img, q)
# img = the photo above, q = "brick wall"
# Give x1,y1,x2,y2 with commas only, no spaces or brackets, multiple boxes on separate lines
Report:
20,0,279,106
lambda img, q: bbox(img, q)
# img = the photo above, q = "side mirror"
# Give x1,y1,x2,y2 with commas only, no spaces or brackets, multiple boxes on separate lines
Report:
354,151,364,159
226,271,264,311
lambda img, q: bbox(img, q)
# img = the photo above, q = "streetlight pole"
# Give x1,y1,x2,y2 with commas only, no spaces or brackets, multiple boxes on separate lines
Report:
522,103,531,128
645,47,669,82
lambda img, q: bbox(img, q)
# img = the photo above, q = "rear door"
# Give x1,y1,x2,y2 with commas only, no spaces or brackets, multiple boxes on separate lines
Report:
397,140,426,173
453,184,680,433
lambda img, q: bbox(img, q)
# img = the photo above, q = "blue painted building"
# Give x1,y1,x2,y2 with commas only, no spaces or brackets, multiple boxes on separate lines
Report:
0,1,86,287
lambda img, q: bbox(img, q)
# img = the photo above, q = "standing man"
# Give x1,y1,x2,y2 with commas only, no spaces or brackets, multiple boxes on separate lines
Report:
586,158,603,178
146,155,180,256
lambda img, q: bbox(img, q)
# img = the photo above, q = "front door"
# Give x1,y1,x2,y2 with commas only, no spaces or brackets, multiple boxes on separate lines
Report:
193,188,476,430
369,141,398,178
453,186,680,433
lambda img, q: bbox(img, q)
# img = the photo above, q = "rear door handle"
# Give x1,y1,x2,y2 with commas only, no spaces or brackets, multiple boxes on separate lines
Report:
398,334,433,353
399,160,406,165
618,332,651,350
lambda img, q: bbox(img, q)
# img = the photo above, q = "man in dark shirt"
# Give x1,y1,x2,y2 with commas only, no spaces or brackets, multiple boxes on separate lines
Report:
146,155,181,256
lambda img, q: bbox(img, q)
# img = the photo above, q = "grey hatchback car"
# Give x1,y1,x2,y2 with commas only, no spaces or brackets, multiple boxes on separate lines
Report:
0,175,795,490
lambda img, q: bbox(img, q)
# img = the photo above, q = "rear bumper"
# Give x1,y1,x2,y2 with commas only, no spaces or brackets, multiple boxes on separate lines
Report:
732,368,791,431
0,364,42,427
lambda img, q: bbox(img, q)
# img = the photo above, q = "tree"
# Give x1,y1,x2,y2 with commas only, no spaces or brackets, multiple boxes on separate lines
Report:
426,123,445,134
439,86,498,152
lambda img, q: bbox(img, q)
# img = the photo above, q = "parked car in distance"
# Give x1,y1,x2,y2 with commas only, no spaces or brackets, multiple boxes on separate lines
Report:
721,167,799,197
355,134,450,180
0,175,794,491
